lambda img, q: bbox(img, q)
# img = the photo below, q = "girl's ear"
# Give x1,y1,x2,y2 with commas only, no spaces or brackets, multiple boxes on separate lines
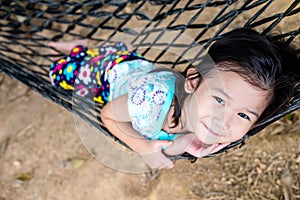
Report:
185,67,200,93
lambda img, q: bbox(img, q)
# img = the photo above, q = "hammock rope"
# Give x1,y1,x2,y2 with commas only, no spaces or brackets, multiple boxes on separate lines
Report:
0,0,299,161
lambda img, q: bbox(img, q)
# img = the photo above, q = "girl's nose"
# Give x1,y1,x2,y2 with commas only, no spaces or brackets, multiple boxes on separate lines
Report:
222,122,230,130
222,111,232,131
212,109,231,132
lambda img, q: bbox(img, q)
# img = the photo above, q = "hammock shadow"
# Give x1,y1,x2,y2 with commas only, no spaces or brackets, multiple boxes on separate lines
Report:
74,114,151,173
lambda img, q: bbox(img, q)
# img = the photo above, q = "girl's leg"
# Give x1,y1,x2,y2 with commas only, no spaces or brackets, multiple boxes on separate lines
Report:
49,45,87,90
125,44,134,52
48,39,88,54
94,41,134,52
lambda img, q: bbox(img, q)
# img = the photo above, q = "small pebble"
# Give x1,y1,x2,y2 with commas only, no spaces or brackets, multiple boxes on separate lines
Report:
13,160,22,167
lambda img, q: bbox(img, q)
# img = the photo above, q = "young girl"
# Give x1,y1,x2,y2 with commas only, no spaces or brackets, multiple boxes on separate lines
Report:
49,28,300,169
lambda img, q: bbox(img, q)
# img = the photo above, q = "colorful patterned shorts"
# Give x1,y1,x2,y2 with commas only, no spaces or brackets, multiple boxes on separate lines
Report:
49,42,144,107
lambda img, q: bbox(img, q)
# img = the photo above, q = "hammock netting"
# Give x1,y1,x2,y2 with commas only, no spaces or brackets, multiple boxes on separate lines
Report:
0,0,299,161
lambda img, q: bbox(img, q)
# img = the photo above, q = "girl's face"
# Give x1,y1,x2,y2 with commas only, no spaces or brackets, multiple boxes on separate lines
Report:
181,68,272,145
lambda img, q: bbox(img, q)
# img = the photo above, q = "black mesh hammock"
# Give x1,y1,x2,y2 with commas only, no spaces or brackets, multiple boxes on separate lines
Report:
0,0,299,162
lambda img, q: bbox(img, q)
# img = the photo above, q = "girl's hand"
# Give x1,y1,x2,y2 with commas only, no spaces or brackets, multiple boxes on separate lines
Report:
163,133,194,156
101,95,174,169
137,140,174,169
186,135,230,157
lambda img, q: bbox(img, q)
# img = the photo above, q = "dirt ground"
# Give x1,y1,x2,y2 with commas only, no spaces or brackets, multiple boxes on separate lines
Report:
0,1,300,199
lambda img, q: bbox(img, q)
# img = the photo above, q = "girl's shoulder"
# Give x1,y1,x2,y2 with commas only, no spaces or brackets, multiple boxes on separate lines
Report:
127,70,177,139
129,69,177,91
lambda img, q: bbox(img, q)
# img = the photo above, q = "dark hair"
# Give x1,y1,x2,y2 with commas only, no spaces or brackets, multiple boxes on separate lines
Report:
175,28,300,126
209,28,299,123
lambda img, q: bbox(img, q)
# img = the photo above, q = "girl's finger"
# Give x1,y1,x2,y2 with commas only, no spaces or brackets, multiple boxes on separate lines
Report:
155,140,173,149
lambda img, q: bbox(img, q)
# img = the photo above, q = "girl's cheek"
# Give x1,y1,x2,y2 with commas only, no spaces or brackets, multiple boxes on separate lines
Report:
234,127,250,141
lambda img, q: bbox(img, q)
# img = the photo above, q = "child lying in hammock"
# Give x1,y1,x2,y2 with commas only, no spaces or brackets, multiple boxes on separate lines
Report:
49,28,300,169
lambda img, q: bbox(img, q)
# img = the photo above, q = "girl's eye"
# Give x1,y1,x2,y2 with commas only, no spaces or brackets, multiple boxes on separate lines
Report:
238,113,250,121
214,96,225,106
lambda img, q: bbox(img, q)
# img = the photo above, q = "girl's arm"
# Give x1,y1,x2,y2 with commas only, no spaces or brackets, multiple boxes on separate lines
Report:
164,133,231,158
163,133,194,156
101,94,174,169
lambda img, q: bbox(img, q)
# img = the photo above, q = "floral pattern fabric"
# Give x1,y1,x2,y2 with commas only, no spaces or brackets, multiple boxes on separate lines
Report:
49,43,178,140
127,71,176,140
49,42,147,107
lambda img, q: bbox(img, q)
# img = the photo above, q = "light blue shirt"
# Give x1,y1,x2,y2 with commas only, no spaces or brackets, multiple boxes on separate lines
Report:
109,59,178,140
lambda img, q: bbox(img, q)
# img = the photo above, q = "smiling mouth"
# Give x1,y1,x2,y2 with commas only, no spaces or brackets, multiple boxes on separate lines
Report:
201,122,223,137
